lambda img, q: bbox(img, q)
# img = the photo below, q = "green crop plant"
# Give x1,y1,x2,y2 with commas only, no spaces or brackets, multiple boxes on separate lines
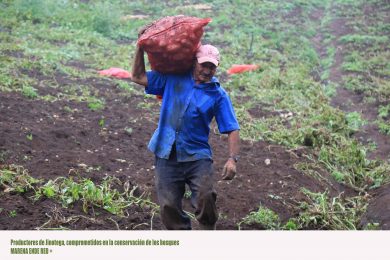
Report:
364,223,380,230
342,51,366,73
364,97,377,106
238,205,281,230
318,139,390,191
9,210,17,218
343,75,372,94
320,46,335,75
294,162,335,188
26,133,33,141
35,177,81,207
115,80,140,96
377,120,390,136
378,104,390,119
282,219,299,230
40,180,57,198
376,78,390,100
0,165,41,193
339,34,388,47
21,85,38,99
364,54,390,78
136,99,156,110
322,82,337,98
87,98,105,111
345,112,366,132
292,189,368,230
35,176,159,217
98,118,105,128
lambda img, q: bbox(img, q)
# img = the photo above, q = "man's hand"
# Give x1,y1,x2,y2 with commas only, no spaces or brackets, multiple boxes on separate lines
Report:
222,159,237,180
223,130,239,180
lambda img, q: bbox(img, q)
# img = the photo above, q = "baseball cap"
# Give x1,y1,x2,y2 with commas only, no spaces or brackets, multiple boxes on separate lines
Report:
196,44,220,67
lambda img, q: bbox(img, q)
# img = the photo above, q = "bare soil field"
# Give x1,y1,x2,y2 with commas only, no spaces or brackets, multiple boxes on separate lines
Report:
1,0,389,230
0,69,348,230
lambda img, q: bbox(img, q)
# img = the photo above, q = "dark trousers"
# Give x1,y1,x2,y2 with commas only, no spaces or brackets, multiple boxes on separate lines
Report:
154,153,218,230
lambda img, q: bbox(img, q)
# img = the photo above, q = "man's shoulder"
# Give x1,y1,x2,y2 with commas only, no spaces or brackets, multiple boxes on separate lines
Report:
213,77,229,90
149,70,192,81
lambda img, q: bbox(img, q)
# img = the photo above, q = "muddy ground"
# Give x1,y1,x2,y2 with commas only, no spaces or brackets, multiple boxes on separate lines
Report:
1,2,389,230
317,3,390,228
0,77,347,230
0,69,386,230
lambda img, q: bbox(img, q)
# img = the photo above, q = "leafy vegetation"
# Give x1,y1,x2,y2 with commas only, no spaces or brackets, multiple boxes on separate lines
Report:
291,189,369,230
35,176,159,216
0,165,158,222
238,205,281,230
0,0,389,229
0,165,41,193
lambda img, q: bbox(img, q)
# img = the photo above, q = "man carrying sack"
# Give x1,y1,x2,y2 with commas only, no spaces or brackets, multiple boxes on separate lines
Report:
130,27,240,230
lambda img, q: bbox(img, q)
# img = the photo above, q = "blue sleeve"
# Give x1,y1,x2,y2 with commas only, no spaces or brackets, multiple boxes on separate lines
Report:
215,92,240,134
146,71,167,96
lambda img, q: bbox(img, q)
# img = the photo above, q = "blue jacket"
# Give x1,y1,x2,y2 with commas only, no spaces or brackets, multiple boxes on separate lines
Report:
146,70,240,162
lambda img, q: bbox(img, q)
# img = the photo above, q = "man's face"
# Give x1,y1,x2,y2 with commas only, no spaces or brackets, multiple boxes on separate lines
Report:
193,61,217,84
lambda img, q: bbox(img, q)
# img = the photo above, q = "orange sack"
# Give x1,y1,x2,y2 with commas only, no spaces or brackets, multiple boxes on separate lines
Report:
99,67,162,100
99,67,132,78
138,15,211,74
227,64,260,75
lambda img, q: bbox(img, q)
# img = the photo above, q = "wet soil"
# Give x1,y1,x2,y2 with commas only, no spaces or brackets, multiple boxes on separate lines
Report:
360,183,390,230
309,1,390,228
0,69,346,230
1,1,389,230
325,5,390,162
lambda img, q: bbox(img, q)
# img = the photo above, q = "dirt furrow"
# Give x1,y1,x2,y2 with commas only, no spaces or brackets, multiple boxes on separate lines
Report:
308,1,390,229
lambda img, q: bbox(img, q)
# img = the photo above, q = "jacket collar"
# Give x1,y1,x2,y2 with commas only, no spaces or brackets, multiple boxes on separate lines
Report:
191,73,220,89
